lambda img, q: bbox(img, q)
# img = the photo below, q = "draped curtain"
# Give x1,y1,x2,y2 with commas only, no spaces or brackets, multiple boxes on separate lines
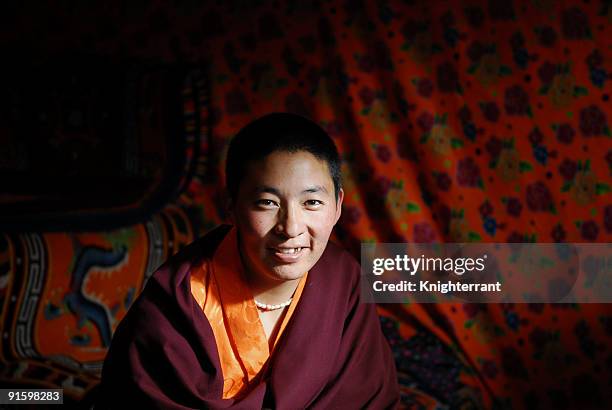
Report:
1,1,611,407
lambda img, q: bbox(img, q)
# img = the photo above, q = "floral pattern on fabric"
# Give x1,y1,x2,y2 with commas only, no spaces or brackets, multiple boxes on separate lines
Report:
2,0,611,408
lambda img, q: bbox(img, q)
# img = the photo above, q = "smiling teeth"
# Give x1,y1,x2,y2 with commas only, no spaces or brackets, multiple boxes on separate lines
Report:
278,248,301,254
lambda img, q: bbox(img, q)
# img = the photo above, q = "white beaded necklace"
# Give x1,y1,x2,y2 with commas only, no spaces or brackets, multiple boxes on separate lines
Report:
254,298,293,311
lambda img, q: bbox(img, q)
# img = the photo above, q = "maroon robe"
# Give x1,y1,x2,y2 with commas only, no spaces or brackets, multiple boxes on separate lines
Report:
96,225,399,409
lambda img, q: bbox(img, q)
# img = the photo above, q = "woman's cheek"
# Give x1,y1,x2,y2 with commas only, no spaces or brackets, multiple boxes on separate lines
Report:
310,221,333,239
246,211,274,234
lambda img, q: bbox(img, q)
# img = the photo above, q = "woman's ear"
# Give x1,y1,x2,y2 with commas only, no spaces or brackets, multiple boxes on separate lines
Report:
333,188,344,225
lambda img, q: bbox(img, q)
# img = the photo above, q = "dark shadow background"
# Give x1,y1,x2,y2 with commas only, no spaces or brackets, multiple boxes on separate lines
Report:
1,1,611,408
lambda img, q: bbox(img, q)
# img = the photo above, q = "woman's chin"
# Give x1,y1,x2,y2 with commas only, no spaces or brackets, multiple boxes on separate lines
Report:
268,266,308,282
252,260,307,282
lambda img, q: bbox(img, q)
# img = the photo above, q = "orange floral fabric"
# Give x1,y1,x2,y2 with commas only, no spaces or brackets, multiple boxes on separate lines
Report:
3,1,611,407
175,3,611,407
190,228,307,399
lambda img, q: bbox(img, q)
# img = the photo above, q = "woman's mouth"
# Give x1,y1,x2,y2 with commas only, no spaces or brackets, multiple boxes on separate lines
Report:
276,247,303,254
270,247,307,262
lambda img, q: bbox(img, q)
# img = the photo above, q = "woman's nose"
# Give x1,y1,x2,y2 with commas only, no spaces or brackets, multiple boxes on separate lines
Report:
275,205,305,238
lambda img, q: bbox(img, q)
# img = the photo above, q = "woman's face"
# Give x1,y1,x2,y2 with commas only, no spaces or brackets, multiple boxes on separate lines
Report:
229,150,343,285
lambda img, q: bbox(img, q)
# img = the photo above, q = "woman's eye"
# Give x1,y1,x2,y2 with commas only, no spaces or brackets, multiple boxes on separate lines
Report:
256,199,278,207
305,200,323,207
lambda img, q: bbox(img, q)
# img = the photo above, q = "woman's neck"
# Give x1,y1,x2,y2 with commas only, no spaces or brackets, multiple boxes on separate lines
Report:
245,271,301,305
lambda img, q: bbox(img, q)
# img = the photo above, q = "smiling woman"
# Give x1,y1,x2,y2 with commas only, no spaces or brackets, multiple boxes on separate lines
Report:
232,150,343,290
96,113,399,409
231,150,344,349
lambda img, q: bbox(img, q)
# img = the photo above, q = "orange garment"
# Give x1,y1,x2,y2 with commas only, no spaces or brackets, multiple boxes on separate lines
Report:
190,228,307,399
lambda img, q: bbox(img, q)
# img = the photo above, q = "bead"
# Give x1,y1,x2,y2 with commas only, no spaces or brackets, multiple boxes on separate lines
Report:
254,298,293,311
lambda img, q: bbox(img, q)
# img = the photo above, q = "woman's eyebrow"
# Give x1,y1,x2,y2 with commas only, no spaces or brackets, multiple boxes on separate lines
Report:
252,185,328,195
253,186,281,196
302,185,328,194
